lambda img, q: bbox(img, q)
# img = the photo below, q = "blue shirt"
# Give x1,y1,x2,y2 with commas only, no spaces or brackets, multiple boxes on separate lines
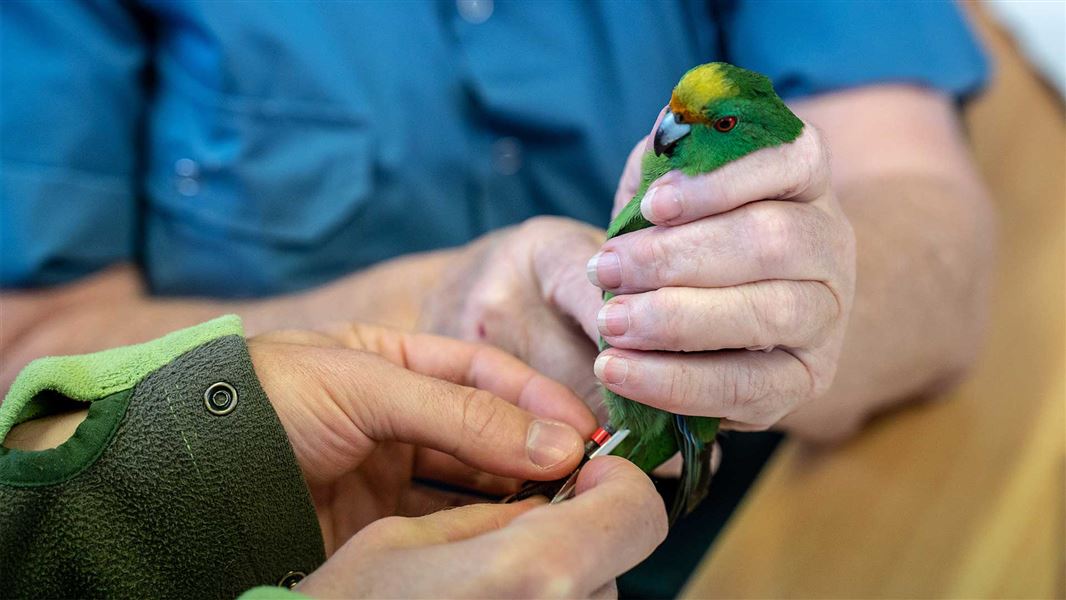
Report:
1,0,987,296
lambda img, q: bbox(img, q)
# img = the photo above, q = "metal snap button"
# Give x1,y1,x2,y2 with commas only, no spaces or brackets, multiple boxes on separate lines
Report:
278,571,306,588
203,382,238,416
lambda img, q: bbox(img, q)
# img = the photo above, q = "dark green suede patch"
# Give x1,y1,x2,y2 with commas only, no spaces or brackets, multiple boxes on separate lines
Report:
0,389,132,487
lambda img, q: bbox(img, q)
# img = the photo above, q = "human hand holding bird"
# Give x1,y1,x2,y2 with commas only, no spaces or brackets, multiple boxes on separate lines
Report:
585,63,855,518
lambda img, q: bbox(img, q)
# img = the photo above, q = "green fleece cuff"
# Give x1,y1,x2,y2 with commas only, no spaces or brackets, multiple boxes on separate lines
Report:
0,321,326,597
0,315,243,440
239,586,310,600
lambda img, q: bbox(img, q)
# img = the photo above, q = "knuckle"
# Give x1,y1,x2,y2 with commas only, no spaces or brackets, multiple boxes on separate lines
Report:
500,548,579,598
810,283,842,343
631,233,672,285
728,359,768,412
484,547,530,594
648,291,685,349
534,559,580,598
485,545,523,576
460,388,506,440
810,373,833,399
806,126,832,174
797,157,818,197
803,121,824,149
356,516,409,547
665,361,698,412
807,359,835,398
791,127,829,194
712,169,741,207
521,215,566,236
631,479,669,544
649,237,674,284
744,354,808,428
628,234,654,267
747,207,795,270
736,289,767,347
469,283,509,322
763,283,800,340
778,165,810,200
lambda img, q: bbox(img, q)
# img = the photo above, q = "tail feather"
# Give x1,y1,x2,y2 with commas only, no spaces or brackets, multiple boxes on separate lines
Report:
669,415,716,524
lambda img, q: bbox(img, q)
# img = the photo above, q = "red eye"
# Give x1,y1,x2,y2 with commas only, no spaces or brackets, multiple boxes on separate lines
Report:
714,116,737,132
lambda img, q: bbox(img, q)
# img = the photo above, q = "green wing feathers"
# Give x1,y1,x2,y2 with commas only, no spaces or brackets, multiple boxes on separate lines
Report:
605,196,649,239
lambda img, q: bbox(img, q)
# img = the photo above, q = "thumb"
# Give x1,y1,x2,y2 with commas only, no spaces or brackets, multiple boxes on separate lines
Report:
296,500,543,598
613,134,652,218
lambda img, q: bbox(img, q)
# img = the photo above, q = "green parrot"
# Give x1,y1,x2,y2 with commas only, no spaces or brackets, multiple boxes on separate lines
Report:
506,63,804,522
601,62,804,521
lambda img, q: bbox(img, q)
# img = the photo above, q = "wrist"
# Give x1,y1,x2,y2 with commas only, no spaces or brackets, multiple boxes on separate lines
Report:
293,249,460,333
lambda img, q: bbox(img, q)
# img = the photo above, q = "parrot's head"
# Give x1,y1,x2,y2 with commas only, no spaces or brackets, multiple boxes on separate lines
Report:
648,63,804,177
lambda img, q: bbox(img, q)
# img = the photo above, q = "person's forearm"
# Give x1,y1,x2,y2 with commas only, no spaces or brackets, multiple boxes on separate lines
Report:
781,175,996,441
0,250,456,390
241,249,456,333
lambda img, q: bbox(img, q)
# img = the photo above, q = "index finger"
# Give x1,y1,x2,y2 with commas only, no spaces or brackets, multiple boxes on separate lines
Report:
399,332,598,435
639,124,829,226
326,323,597,434
325,352,586,481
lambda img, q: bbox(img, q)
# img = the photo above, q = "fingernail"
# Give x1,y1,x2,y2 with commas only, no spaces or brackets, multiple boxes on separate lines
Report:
641,185,682,222
597,302,629,336
594,354,628,385
586,251,622,289
526,420,581,469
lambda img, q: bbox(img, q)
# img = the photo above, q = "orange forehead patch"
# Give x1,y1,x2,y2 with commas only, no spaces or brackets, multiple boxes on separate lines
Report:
669,96,705,125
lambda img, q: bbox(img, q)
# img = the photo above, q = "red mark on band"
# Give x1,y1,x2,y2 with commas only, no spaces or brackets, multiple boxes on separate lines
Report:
590,427,610,446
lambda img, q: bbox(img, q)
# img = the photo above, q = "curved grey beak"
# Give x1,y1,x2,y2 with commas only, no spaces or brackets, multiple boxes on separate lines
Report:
653,108,692,157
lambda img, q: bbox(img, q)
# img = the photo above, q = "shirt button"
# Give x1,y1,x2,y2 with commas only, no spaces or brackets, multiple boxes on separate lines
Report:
203,382,238,416
174,158,199,178
457,0,493,24
492,137,522,175
175,158,200,197
177,178,200,197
